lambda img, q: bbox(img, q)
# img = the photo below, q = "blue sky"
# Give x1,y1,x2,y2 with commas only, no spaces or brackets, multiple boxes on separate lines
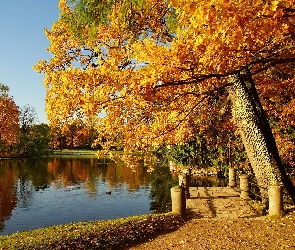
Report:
0,1,60,124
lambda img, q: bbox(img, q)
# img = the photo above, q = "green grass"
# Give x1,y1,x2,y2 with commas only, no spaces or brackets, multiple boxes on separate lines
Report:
0,213,185,250
52,149,146,160
52,149,98,155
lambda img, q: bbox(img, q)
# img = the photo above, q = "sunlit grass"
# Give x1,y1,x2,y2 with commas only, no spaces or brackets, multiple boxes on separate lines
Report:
0,213,184,249
52,149,98,155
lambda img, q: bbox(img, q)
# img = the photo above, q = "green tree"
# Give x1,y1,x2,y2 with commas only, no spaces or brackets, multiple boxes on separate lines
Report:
19,124,52,157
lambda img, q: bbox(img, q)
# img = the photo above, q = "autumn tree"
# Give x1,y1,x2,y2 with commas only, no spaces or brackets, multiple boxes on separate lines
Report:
35,0,295,202
49,126,66,149
0,161,18,230
50,118,99,149
0,84,20,155
61,120,87,148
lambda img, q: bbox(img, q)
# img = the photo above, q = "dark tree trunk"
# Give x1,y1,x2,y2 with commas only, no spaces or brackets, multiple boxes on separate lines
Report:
227,72,295,204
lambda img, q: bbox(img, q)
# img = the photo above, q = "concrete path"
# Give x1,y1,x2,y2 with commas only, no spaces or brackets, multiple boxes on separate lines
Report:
186,187,261,219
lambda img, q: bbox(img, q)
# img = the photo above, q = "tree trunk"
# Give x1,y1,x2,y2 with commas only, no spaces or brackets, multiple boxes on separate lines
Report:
227,72,295,204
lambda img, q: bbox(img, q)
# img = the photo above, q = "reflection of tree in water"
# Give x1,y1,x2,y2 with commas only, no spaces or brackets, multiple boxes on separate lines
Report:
0,158,55,232
149,167,178,213
0,160,18,231
104,161,150,190
18,158,51,191
46,157,151,195
46,157,102,191
17,159,48,208
17,177,34,208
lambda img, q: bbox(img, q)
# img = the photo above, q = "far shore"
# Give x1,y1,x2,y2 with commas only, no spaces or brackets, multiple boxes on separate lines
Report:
52,149,98,156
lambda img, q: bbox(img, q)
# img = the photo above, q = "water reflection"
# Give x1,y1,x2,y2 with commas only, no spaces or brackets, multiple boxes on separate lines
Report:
0,161,18,232
0,157,153,235
150,167,178,213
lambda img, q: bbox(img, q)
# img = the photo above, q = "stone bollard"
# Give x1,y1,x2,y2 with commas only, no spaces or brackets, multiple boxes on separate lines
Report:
178,173,190,199
240,174,250,200
185,173,191,199
268,185,283,216
171,185,186,217
178,173,184,186
228,168,236,188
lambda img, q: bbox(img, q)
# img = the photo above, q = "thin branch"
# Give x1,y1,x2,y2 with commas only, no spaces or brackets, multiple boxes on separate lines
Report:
251,57,295,75
155,56,295,89
152,95,208,140
156,91,204,107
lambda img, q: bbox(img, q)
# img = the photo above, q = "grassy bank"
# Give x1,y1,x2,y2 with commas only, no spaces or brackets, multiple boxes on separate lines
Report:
0,213,185,250
52,149,145,156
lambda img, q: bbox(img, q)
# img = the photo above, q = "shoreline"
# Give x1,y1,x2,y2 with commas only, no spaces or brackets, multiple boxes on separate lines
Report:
1,209,295,249
52,149,98,155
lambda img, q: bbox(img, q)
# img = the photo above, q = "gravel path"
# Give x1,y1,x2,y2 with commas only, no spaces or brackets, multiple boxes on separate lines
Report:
126,214,295,250
123,188,295,250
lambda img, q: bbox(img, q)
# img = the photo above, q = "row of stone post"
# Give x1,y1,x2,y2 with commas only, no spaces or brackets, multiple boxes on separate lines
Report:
228,168,283,216
171,167,284,217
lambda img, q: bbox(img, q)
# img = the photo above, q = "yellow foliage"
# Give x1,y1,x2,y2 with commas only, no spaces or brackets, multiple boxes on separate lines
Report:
34,0,295,164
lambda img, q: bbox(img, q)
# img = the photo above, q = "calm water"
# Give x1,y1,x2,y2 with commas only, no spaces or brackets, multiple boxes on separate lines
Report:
0,156,156,235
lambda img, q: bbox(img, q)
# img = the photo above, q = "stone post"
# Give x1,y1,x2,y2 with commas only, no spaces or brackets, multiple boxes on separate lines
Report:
240,174,250,200
185,173,190,199
178,174,184,186
178,172,190,199
268,185,283,216
171,185,186,217
228,168,236,188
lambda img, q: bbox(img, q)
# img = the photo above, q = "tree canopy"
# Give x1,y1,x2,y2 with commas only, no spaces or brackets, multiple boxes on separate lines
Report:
35,0,295,155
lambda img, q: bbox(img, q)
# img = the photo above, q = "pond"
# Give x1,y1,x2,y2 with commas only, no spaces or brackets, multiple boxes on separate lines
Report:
0,156,172,236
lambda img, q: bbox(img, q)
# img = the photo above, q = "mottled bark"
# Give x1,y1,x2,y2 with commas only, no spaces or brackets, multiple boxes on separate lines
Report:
227,72,295,203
